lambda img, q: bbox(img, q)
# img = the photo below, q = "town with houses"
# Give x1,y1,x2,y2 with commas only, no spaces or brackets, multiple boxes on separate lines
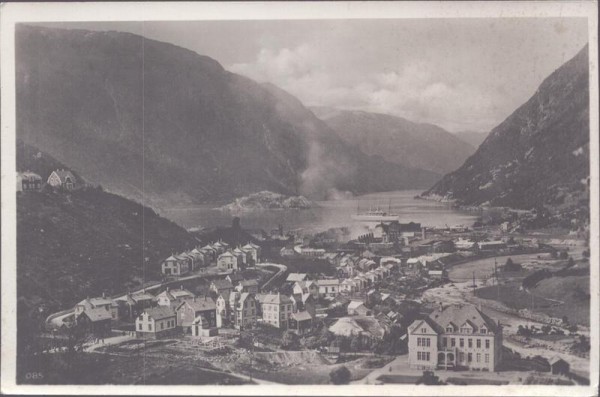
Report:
27,168,591,386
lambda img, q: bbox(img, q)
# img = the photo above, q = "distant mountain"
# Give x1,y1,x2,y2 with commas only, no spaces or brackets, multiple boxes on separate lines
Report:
423,45,589,212
17,144,197,313
312,107,475,174
16,25,438,207
453,130,488,149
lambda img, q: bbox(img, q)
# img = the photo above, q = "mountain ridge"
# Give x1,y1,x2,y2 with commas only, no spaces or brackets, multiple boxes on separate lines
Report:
422,44,589,215
16,24,439,208
311,106,476,174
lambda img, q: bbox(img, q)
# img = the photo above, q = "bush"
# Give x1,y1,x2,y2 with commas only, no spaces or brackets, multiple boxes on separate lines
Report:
329,366,351,384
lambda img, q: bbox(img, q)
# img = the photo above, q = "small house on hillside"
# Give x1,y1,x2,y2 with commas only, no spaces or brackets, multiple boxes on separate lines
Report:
161,255,190,277
74,294,118,321
156,287,194,307
549,356,570,375
176,296,217,333
47,169,76,190
17,171,42,192
76,308,112,337
347,300,371,316
136,307,177,339
217,251,238,271
317,279,340,298
289,311,313,335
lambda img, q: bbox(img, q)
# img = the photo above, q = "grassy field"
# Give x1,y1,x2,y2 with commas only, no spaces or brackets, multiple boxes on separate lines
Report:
474,273,590,326
532,275,590,326
475,283,558,310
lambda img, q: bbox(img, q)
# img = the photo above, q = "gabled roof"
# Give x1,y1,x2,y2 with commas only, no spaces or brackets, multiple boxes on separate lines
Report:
164,255,178,262
292,311,313,322
348,301,365,310
408,317,444,334
549,356,568,365
156,290,175,301
18,171,42,180
428,304,500,333
79,308,112,322
50,169,76,182
262,293,293,305
76,297,113,307
317,279,340,286
218,251,235,258
131,291,154,302
243,242,260,250
170,289,194,298
177,296,216,312
143,307,176,321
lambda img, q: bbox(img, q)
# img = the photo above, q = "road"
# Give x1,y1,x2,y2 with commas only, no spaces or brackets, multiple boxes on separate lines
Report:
46,267,233,329
256,262,287,292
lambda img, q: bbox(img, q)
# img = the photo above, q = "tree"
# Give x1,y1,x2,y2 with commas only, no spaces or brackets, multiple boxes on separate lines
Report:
280,331,298,350
329,366,351,385
559,251,569,260
416,370,444,385
541,325,551,335
350,336,361,355
567,257,575,267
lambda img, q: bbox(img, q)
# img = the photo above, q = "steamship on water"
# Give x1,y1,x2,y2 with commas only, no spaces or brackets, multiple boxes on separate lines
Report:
351,200,400,222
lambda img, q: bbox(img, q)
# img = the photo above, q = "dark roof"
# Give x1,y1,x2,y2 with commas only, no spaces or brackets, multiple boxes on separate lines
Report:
240,279,259,287
428,305,500,333
79,308,112,322
144,307,176,320
227,273,244,282
177,296,216,312
549,356,569,365
262,293,293,305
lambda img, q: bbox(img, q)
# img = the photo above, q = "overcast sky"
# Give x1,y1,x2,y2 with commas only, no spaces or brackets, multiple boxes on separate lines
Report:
39,19,588,132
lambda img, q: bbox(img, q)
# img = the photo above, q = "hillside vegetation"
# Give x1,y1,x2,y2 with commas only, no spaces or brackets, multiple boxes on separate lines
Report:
423,45,589,218
16,24,438,207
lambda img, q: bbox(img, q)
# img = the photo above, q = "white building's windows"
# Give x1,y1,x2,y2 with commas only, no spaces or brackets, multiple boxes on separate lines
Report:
485,354,489,363
485,339,490,349
421,328,426,333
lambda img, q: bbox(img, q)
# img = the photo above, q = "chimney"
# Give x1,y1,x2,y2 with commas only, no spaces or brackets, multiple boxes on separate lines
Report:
166,287,169,292
439,302,443,312
102,292,106,299
193,296,196,302
181,285,184,290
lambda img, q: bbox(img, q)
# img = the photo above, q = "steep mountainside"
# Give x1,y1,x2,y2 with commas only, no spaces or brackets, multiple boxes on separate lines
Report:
17,145,196,312
312,107,475,174
453,131,488,149
423,45,590,211
16,25,438,207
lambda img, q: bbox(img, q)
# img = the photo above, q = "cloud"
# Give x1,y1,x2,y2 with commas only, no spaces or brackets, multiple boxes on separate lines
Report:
229,44,500,132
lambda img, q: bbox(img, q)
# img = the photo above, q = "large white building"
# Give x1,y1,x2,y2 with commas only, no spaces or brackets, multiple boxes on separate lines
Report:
408,304,503,371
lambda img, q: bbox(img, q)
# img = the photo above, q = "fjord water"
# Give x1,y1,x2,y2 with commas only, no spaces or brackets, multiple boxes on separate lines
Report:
162,190,478,237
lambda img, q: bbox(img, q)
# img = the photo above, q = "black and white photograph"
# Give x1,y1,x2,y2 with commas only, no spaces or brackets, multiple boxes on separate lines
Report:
1,1,598,395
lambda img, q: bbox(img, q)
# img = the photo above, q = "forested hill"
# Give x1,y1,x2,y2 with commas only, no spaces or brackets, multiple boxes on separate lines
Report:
17,146,196,313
